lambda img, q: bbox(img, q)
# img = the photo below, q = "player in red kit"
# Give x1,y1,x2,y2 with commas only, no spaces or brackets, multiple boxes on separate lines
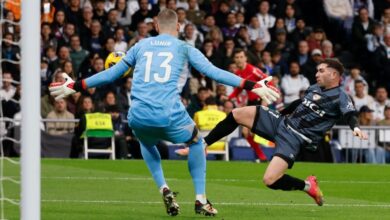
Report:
229,49,270,106
228,49,272,161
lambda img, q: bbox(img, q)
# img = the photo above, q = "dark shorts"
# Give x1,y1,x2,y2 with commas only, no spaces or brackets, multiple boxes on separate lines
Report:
251,106,306,168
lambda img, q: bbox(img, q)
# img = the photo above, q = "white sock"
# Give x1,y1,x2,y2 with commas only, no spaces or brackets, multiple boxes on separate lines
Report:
159,184,169,194
196,194,207,204
303,181,310,192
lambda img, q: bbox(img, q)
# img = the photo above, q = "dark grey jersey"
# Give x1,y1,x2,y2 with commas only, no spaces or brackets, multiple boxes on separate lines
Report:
285,84,356,143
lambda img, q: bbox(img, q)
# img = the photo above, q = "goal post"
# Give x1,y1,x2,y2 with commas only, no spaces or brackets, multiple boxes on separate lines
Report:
20,0,41,219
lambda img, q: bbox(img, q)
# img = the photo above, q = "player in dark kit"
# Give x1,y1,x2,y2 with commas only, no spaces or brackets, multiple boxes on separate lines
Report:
203,59,368,205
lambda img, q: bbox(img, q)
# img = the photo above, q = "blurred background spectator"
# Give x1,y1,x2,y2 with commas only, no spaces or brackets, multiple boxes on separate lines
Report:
46,98,75,135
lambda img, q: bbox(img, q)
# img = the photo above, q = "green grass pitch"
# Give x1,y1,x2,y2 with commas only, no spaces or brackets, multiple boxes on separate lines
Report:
2,159,390,219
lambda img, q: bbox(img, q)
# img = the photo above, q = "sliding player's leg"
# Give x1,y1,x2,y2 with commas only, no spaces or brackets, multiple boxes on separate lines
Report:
263,156,303,190
175,106,258,157
204,105,257,146
263,122,324,206
263,155,323,206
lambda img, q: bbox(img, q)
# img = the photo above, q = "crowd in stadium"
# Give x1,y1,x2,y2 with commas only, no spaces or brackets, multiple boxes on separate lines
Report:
1,0,390,162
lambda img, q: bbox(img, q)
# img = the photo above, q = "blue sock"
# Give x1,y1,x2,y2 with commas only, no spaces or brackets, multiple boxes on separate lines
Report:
140,142,166,188
188,138,206,195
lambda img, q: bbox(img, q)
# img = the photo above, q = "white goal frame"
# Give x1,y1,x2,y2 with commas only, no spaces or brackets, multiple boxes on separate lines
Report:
21,1,41,219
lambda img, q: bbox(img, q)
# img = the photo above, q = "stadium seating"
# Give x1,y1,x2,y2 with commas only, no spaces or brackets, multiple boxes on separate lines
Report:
41,131,73,158
200,130,229,161
82,113,116,160
229,138,257,161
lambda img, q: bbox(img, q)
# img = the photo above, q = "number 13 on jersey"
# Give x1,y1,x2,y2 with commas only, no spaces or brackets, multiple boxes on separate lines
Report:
143,51,173,83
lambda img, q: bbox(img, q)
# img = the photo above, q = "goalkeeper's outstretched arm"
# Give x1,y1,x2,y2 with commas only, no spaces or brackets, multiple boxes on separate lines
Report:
50,44,139,100
83,60,130,88
49,60,131,100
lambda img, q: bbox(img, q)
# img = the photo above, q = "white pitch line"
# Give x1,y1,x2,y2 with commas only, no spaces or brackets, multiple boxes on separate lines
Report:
5,198,390,208
32,200,390,208
320,180,390,184
0,198,20,205
7,176,390,184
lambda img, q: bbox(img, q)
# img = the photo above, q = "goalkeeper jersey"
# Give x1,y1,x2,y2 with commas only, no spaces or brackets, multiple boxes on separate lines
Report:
85,34,244,127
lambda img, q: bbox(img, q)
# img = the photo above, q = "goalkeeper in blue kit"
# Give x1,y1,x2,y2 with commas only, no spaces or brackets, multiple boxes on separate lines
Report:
49,9,280,216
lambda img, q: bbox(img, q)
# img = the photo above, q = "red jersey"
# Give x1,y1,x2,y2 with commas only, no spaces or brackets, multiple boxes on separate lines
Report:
229,63,268,102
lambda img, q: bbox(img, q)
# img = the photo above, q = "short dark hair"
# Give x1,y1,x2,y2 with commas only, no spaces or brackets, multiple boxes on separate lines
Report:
224,36,234,43
177,7,186,11
115,26,125,32
205,97,216,105
204,14,214,19
320,58,344,75
358,7,368,14
349,63,361,70
198,87,209,93
289,61,300,67
354,79,364,85
105,37,115,44
223,100,235,107
233,48,246,57
70,34,80,40
376,86,387,92
203,39,213,45
41,22,51,28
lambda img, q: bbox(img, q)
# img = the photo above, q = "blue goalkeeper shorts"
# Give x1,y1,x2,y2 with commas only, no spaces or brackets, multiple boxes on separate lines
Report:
129,115,196,147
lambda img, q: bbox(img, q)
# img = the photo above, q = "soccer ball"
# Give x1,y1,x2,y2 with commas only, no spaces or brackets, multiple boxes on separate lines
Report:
105,51,132,77
105,51,125,69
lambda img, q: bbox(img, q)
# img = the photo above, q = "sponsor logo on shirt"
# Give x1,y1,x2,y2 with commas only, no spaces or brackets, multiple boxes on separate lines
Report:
313,94,321,101
302,98,325,117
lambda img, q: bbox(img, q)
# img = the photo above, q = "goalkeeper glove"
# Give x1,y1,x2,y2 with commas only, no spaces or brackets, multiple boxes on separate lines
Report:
251,76,280,105
49,73,78,100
